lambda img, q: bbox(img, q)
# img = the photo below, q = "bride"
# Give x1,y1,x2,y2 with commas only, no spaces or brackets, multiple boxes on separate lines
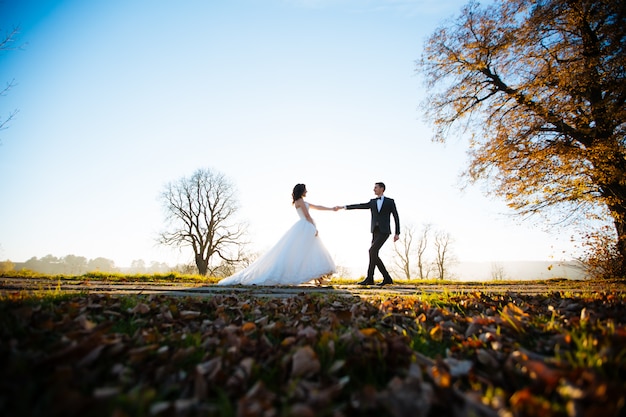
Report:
217,184,337,286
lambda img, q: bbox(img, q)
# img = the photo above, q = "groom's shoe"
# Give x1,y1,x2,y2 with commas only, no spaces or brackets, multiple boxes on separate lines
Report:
357,278,374,285
377,278,394,287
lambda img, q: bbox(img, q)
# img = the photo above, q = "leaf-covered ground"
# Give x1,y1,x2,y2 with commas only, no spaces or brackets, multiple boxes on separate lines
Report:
1,289,625,417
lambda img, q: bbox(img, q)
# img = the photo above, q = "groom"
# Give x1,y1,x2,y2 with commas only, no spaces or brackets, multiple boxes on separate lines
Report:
342,182,400,286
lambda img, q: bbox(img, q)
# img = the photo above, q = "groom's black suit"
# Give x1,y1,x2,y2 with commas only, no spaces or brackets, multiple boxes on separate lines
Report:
346,196,400,284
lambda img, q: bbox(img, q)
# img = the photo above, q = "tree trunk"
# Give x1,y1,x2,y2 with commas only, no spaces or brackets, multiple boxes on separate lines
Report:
195,255,209,276
605,177,626,277
614,216,626,278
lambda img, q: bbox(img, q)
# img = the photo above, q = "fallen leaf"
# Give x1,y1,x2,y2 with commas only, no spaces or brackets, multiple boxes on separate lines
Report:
130,302,150,314
291,345,320,378
179,310,201,319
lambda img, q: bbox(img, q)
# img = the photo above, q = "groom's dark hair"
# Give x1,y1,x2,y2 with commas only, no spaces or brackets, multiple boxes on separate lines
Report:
376,182,386,191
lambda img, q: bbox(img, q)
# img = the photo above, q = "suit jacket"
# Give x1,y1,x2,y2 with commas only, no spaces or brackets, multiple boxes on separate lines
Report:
346,197,400,235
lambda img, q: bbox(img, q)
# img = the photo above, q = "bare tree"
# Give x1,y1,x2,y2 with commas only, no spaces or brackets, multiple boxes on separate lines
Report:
392,223,435,280
392,225,416,280
158,168,247,276
433,230,456,280
1,26,21,139
491,262,508,281
416,223,432,280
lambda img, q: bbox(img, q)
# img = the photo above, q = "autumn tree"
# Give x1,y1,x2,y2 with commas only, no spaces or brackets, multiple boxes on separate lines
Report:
418,0,626,276
158,168,247,276
0,260,14,273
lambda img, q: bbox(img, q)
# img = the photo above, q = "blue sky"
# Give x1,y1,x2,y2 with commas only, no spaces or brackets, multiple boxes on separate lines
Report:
0,0,579,277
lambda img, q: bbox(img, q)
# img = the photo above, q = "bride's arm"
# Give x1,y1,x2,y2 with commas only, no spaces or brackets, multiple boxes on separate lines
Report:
308,203,335,211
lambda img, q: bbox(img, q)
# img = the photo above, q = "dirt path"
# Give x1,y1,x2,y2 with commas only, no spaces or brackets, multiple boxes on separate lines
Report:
2,276,624,298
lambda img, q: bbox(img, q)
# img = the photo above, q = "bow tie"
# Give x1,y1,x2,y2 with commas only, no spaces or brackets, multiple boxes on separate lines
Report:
376,197,381,200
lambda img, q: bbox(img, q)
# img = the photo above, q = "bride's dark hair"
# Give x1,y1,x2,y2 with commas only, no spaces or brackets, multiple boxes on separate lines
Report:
292,183,306,204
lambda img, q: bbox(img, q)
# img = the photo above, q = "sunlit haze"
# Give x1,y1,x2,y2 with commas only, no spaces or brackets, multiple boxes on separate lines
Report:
0,0,581,279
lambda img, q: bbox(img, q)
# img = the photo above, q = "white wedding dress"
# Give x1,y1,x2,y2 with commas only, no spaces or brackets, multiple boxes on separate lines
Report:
218,203,336,286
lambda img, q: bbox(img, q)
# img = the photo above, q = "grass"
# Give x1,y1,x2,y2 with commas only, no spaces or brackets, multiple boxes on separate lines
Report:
7,270,614,286
1,270,215,284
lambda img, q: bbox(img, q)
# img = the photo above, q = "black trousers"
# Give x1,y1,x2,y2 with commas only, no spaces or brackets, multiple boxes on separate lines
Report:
367,227,391,281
